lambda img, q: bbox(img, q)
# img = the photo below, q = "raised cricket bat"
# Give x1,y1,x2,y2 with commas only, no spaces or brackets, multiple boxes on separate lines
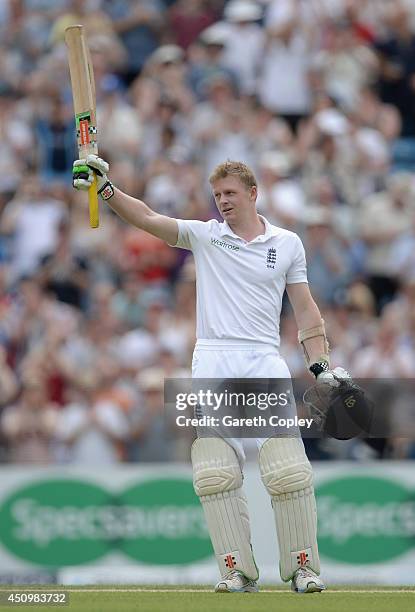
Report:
65,25,99,228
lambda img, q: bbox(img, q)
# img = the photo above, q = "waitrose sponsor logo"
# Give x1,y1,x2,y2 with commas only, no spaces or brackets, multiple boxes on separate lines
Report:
316,476,415,564
0,479,212,566
211,238,239,251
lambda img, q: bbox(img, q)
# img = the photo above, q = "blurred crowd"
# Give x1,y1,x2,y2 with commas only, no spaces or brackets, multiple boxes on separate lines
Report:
1,0,415,464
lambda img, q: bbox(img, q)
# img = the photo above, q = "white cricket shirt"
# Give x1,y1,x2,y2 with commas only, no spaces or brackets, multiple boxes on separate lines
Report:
174,216,307,348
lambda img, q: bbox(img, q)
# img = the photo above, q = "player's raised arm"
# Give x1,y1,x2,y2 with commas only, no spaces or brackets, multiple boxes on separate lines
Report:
72,154,179,245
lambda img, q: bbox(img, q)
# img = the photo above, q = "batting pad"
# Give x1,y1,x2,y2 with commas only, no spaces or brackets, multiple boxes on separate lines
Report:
259,437,320,581
192,438,259,580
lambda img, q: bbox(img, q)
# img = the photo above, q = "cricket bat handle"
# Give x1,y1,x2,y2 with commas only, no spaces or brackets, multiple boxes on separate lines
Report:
89,171,99,228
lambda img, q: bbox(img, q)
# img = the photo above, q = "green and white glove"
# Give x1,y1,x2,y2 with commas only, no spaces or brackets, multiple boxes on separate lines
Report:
73,154,115,200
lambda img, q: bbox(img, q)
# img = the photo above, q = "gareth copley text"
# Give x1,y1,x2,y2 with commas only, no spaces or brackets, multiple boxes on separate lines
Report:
176,415,314,429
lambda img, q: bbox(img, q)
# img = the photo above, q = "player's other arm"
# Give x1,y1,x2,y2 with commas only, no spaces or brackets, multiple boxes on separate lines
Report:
73,154,178,245
287,282,350,382
286,283,328,369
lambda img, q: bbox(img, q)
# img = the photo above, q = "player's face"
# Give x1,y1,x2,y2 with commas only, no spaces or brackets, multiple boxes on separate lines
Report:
212,176,257,223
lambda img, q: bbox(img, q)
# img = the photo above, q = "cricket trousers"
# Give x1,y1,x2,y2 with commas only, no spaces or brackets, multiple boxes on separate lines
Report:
191,339,292,462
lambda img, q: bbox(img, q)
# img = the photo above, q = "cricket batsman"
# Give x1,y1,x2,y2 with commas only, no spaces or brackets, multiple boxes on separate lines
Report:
73,156,350,593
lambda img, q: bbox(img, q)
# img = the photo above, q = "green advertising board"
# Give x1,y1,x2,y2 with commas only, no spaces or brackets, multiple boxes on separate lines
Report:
1,470,415,572
316,475,415,564
0,478,212,566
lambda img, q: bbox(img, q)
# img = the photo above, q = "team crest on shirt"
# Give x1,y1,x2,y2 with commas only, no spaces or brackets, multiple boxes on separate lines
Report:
266,247,277,269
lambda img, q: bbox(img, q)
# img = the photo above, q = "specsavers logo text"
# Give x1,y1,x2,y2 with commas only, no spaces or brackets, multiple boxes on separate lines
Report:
0,478,212,566
316,476,415,564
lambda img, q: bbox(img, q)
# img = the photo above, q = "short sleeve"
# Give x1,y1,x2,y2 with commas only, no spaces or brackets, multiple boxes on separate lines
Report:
172,219,210,251
286,234,308,284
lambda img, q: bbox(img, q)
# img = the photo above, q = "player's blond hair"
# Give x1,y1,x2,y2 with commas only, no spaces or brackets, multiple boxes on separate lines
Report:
209,160,257,190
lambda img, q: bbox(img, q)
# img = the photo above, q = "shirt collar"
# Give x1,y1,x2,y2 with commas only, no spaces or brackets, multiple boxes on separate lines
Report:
219,215,279,242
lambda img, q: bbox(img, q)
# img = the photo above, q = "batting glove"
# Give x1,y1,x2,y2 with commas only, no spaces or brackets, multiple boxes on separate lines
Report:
316,366,352,387
73,154,115,200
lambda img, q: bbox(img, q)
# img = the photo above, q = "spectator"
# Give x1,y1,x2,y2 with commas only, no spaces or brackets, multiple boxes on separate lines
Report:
96,74,142,162
127,367,176,462
56,361,130,464
102,0,166,84
311,18,378,111
303,207,352,305
144,44,194,113
193,91,257,175
188,22,239,99
353,312,415,377
34,95,77,185
168,0,217,50
50,0,121,46
358,172,413,311
0,87,34,203
1,378,59,463
219,0,265,95
4,276,78,371
0,344,18,408
256,150,305,230
0,176,66,281
383,278,415,343
299,106,360,207
373,1,415,136
259,0,311,129
110,272,146,330
37,220,89,310
119,225,178,284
